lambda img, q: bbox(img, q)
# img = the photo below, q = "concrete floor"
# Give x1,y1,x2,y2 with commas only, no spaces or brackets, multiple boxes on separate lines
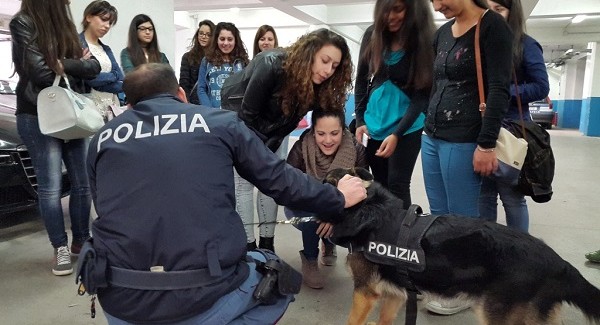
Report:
1,128,599,325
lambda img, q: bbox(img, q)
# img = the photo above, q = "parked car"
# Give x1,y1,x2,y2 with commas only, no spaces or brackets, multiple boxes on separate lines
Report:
0,80,70,215
529,97,556,129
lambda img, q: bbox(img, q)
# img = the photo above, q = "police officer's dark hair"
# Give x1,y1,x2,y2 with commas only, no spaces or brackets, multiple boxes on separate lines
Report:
123,63,179,105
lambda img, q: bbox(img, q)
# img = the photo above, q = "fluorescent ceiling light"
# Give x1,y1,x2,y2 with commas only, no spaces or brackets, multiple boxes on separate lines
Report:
572,15,587,24
230,7,240,14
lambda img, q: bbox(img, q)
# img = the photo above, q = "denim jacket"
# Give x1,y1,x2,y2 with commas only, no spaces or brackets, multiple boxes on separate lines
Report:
79,33,124,94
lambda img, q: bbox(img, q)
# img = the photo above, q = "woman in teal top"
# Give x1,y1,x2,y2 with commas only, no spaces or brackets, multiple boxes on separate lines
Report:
354,0,434,209
120,14,169,74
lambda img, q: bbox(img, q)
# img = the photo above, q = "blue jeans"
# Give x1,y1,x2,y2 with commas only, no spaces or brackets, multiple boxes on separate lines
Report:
299,220,333,260
17,114,91,248
366,129,422,209
421,134,481,217
104,251,294,325
236,136,289,242
479,176,529,233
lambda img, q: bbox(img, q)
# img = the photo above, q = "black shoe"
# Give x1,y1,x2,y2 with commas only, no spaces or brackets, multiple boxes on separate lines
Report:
259,236,275,252
246,240,257,251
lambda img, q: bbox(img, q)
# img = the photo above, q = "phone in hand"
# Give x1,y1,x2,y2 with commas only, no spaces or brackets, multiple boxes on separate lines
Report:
361,133,369,147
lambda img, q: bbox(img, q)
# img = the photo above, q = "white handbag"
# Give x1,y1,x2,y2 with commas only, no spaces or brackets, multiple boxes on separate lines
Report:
494,127,528,184
474,15,528,185
37,75,104,140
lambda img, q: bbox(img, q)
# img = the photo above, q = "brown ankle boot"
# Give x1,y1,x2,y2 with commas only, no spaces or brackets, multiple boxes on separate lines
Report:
299,250,324,289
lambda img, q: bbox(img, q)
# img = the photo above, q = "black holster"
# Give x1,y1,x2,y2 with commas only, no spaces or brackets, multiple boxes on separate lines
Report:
252,249,302,305
75,238,108,295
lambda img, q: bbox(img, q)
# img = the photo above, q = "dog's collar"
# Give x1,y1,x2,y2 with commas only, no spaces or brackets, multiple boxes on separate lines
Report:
347,242,365,255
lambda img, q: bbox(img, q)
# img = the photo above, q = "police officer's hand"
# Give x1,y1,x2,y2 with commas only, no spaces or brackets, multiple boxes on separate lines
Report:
337,174,367,208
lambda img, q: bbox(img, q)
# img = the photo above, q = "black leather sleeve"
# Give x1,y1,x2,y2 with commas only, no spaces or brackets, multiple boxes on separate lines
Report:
238,52,281,130
354,26,373,128
10,15,56,89
63,58,101,80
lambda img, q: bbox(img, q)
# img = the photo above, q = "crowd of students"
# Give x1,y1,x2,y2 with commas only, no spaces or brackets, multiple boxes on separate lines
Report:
11,0,593,323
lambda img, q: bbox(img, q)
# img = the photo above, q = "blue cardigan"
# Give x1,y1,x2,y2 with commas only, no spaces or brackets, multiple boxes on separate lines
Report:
79,33,124,94
508,35,550,121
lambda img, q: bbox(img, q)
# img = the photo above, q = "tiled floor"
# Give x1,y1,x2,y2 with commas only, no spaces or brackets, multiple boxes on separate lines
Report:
1,129,599,325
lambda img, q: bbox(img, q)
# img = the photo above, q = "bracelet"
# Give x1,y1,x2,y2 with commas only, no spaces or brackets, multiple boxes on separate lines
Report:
476,146,495,153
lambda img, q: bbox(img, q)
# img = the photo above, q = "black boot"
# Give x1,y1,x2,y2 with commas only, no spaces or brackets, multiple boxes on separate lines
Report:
246,240,257,251
259,236,275,252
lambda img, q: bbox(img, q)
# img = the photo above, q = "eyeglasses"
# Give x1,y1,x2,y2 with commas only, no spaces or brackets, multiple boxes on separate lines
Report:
198,32,211,38
137,26,154,32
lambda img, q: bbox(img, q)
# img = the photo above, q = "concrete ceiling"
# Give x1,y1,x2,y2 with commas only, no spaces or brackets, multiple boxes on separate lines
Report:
175,0,600,64
1,0,598,63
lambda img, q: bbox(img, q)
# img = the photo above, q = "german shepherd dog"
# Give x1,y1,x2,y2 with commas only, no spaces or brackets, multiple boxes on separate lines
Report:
323,168,600,325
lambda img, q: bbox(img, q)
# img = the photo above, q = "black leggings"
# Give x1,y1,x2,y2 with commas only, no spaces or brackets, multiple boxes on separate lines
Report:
365,128,422,209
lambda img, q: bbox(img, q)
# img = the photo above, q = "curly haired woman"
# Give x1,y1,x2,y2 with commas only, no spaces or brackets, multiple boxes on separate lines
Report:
197,22,248,108
221,28,353,252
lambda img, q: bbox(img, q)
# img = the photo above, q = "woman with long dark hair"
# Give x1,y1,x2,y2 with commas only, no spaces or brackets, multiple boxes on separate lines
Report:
179,19,215,104
252,24,278,57
286,108,367,288
120,14,169,74
197,22,248,108
10,0,100,276
355,0,434,210
479,0,549,233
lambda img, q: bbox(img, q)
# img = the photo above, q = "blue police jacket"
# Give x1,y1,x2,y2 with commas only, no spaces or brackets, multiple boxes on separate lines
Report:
87,94,346,323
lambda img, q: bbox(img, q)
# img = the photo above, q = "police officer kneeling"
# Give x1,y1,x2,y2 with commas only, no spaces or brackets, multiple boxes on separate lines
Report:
79,63,367,325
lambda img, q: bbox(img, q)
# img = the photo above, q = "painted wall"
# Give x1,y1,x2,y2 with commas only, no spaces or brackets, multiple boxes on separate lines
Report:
554,58,586,128
580,42,600,136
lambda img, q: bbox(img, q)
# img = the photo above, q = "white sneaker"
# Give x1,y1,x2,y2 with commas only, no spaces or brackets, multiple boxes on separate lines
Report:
425,300,470,315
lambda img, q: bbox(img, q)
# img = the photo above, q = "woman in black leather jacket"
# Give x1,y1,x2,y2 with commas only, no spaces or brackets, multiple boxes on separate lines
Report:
221,28,353,252
10,0,100,276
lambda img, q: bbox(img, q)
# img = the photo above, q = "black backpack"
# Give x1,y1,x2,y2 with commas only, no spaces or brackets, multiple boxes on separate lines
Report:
505,120,555,203
220,67,247,113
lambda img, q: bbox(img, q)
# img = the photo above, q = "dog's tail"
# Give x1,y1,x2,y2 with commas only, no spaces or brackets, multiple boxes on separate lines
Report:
559,264,600,323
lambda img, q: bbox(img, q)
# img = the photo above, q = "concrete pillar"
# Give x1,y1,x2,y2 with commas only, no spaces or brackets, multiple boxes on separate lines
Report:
556,59,585,128
581,42,600,136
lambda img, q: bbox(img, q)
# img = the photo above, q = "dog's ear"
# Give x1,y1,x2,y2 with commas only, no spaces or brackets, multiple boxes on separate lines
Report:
352,167,374,182
348,167,374,188
323,168,352,186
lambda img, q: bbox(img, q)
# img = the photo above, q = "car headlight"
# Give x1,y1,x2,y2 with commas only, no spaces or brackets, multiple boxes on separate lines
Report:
0,153,16,166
